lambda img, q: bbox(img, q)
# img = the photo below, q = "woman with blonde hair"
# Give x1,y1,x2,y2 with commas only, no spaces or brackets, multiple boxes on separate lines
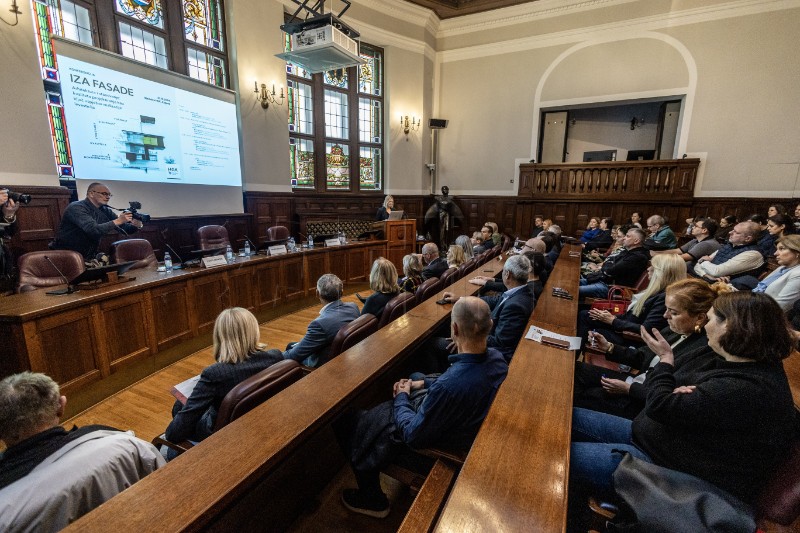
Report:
577,254,687,347
375,195,394,221
446,244,466,268
164,307,283,446
361,257,399,318
455,234,474,260
576,278,730,419
399,254,423,294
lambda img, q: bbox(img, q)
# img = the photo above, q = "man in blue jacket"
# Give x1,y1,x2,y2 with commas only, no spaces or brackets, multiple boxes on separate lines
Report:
338,297,509,517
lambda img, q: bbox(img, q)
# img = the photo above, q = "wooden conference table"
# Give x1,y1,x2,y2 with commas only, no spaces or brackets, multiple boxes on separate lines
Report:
0,240,387,396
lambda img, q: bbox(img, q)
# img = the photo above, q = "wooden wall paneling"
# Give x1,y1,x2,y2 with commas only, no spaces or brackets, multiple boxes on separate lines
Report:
97,293,152,372
34,308,102,394
304,251,329,297
327,248,348,284
227,266,256,312
0,323,31,377
254,259,283,309
189,272,230,335
7,186,72,256
346,247,367,283
283,255,305,301
150,281,193,350
368,244,385,271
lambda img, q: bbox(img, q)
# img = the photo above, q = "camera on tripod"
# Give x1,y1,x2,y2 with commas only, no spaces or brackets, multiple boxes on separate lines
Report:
125,201,151,223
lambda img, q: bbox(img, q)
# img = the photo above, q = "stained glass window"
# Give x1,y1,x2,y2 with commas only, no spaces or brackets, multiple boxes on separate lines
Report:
57,0,94,45
326,143,349,190
115,0,164,29
324,90,348,139
119,21,168,68
290,138,315,189
183,0,224,51
324,68,348,89
187,47,226,87
288,81,313,135
359,147,381,191
359,46,382,96
359,98,381,143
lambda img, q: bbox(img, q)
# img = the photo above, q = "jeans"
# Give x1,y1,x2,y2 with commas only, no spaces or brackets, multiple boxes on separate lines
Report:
569,407,652,498
578,278,609,298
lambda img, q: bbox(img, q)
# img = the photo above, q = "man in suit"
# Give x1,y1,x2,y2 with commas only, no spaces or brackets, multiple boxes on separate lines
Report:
284,273,360,368
579,228,650,298
441,254,534,363
337,297,509,517
420,242,448,280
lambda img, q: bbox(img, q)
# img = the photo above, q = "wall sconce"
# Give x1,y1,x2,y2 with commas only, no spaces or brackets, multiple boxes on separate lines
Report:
630,117,645,130
254,81,285,109
401,115,421,137
0,0,21,26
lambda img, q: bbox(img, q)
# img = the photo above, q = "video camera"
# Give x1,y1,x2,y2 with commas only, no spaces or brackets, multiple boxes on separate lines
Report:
4,189,31,205
125,201,151,223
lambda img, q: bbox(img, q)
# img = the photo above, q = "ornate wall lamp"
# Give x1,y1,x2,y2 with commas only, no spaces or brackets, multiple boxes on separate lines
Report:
401,115,421,138
254,81,285,109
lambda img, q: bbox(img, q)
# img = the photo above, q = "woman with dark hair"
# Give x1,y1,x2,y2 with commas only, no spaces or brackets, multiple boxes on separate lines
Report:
628,212,643,229
570,291,796,505
716,215,737,241
768,203,787,217
574,279,729,419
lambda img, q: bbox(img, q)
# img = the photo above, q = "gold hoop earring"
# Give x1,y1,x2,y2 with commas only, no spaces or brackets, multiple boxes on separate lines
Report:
694,324,702,334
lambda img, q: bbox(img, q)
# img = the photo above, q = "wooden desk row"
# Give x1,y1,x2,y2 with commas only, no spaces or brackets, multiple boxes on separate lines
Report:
436,244,581,532
65,253,509,531
0,241,387,396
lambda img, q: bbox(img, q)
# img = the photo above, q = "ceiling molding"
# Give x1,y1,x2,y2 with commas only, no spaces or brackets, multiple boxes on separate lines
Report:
439,0,800,62
355,19,437,61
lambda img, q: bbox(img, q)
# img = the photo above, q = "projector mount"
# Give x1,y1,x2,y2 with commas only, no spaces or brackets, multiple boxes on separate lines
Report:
282,0,360,39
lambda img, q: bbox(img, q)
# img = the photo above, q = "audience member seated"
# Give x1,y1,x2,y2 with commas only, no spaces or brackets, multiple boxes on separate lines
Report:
0,372,164,530
582,225,629,273
165,308,284,449
399,254,423,294
420,243,448,281
569,292,795,509
455,234,474,260
375,195,394,221
284,274,360,368
446,244,466,268
746,214,773,257
582,217,613,253
471,231,488,254
485,221,501,245
724,234,800,310
651,217,720,266
577,254,685,347
692,221,763,281
716,215,737,241
579,217,603,244
439,255,533,364
336,297,509,518
574,279,726,419
793,204,800,232
541,218,553,233
644,215,677,250
532,216,544,235
470,249,544,300
628,211,643,229
579,228,650,298
361,258,400,320
768,203,788,217
765,214,794,254
536,234,556,277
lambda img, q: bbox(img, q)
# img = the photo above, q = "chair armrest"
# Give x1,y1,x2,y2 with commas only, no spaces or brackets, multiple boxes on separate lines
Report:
151,433,193,456
416,447,468,465
621,331,643,344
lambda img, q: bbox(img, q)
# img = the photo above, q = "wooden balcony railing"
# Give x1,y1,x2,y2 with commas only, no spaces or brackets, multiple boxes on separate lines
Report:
518,159,700,200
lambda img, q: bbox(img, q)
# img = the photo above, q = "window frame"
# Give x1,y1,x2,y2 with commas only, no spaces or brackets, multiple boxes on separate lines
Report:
286,42,385,195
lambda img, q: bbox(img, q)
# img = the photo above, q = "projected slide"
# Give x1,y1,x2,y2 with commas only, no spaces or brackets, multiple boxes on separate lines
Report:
57,55,242,186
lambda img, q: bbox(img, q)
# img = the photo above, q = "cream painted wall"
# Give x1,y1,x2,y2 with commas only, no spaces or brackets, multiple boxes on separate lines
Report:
0,7,61,186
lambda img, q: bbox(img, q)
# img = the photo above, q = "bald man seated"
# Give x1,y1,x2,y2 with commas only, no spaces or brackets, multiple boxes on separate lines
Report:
336,297,509,518
0,372,164,530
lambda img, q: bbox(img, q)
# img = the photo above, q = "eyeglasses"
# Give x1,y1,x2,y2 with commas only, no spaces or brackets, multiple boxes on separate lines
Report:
90,191,112,198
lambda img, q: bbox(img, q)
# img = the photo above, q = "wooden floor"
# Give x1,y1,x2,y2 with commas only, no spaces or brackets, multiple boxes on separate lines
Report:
63,291,372,443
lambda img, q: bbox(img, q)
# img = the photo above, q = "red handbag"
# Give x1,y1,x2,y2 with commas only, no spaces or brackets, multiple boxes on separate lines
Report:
590,285,633,315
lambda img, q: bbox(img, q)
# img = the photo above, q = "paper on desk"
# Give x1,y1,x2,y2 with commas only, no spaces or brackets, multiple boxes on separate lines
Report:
525,326,582,350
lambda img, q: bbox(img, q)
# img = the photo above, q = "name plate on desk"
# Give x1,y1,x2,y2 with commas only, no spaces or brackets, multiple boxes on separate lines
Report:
201,255,229,268
268,244,287,256
324,238,341,247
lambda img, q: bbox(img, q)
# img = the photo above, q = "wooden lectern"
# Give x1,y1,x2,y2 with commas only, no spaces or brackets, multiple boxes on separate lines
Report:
371,220,416,272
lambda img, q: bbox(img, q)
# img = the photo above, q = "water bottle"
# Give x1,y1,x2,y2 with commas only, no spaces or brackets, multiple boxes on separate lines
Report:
288,237,296,252
226,244,233,262
164,252,172,272
244,239,251,256
308,234,313,248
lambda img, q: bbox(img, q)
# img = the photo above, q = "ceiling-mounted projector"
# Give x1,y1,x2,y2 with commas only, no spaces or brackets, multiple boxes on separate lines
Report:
276,13,365,74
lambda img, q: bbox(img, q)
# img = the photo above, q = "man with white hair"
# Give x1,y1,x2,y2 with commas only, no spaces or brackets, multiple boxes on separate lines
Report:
0,372,164,530
645,215,677,249
420,242,448,280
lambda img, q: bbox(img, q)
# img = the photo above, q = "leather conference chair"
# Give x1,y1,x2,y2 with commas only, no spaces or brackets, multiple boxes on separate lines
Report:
196,225,230,250
152,359,304,456
266,225,290,241
110,239,157,270
439,267,458,287
415,277,443,304
17,250,85,293
325,313,379,362
377,291,417,328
